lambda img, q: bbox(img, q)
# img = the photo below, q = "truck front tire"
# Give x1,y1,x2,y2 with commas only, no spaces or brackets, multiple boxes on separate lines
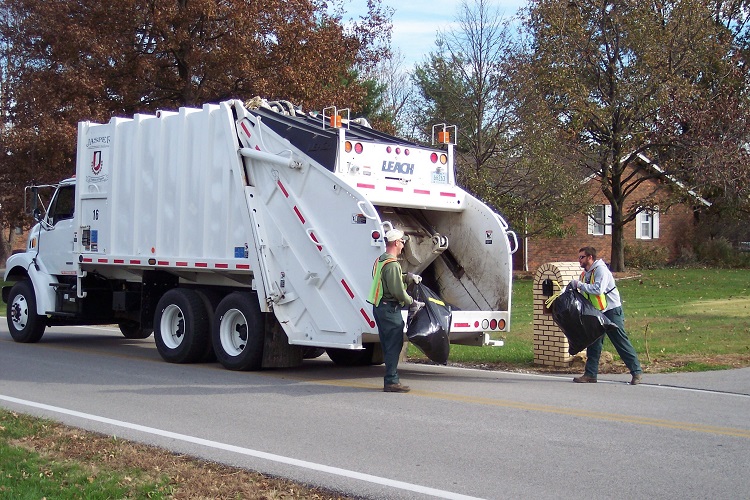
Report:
212,292,264,371
154,288,210,363
6,281,46,343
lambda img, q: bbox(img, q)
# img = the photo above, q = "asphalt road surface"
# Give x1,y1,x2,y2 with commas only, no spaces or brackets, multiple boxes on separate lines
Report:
1,323,749,499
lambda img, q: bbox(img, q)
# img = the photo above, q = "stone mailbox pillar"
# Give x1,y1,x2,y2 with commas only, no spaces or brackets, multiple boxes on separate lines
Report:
533,262,581,367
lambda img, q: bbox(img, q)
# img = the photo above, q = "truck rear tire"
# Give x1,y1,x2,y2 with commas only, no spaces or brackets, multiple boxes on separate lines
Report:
326,343,383,366
154,288,210,363
212,292,264,371
195,290,221,362
119,321,153,339
7,281,46,343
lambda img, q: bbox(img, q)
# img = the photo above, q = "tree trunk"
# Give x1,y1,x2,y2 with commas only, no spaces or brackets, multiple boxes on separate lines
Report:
610,223,625,272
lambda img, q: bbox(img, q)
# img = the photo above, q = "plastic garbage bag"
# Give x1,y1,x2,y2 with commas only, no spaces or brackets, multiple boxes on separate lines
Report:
550,284,619,355
406,283,451,364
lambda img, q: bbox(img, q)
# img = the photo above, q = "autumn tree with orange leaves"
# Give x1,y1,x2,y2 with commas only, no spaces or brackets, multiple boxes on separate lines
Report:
0,0,391,259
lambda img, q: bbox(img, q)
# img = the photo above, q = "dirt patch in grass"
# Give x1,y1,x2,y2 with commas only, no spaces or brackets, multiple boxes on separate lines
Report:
10,420,355,499
420,353,750,375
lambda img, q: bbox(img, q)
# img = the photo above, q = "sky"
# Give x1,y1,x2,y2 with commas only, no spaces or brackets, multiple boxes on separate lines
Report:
340,0,526,68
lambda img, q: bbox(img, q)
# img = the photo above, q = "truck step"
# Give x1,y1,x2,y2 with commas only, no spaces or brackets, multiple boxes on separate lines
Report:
45,311,77,317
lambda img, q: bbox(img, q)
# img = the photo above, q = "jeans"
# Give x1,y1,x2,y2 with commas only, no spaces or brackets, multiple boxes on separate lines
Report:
584,306,642,377
373,301,405,386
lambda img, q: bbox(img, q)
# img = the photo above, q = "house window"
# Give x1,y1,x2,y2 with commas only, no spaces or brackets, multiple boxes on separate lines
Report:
587,205,612,236
636,208,660,239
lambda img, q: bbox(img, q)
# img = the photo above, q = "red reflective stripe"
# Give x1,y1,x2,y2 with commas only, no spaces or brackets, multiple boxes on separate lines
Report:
309,232,323,251
357,183,375,189
277,181,289,197
129,260,141,264
386,186,403,192
341,279,354,299
97,258,108,263
214,263,229,269
414,189,430,195
195,262,207,268
440,192,456,197
176,262,188,267
241,121,251,138
236,264,250,270
454,322,470,328
157,261,169,266
360,308,376,328
294,206,305,223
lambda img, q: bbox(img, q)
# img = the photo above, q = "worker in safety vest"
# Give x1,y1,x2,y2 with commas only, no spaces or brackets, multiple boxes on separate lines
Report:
570,246,643,385
367,228,424,393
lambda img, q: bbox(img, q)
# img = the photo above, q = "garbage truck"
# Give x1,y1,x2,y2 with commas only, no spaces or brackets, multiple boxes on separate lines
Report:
3,98,518,370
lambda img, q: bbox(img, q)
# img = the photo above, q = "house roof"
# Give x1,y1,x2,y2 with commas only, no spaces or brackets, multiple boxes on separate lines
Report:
580,153,712,207
633,153,711,207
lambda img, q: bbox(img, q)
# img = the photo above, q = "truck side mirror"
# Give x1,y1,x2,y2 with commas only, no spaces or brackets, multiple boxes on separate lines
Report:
30,186,41,221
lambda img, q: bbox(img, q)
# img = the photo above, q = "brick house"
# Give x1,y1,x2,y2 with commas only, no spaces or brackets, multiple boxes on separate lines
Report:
516,156,710,271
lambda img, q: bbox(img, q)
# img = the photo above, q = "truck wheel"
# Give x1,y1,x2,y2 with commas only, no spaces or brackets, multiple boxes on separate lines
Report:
154,288,210,363
326,343,382,366
118,321,153,339
195,290,221,363
6,281,46,343
212,292,264,371
302,347,326,359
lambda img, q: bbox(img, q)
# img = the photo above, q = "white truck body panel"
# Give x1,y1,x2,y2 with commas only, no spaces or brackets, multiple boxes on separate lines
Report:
72,101,383,348
77,105,260,279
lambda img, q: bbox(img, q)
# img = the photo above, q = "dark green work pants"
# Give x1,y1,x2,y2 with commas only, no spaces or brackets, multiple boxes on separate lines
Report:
373,301,404,386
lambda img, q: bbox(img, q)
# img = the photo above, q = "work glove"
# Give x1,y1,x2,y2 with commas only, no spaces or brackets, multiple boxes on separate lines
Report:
407,272,422,284
570,279,579,289
409,300,425,315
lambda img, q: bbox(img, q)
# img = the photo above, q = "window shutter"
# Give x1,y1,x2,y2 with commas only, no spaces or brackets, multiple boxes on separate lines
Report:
635,211,643,239
652,208,660,239
604,205,612,235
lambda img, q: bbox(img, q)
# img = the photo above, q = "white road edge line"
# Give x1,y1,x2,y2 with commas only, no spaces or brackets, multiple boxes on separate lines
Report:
0,394,485,500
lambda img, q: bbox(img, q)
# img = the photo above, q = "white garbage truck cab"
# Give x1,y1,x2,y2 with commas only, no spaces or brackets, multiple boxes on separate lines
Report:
4,99,517,370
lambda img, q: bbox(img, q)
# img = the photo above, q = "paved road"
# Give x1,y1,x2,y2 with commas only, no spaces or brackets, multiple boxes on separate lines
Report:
1,323,749,499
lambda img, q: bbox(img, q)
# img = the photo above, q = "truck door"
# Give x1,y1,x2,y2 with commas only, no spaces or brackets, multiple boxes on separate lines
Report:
37,184,77,276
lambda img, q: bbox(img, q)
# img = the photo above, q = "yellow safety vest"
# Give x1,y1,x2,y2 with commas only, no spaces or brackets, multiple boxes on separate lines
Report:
367,257,397,306
580,270,607,311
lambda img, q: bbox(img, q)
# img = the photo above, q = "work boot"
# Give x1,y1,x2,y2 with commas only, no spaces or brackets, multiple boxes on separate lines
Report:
384,383,411,393
573,374,597,383
630,374,642,385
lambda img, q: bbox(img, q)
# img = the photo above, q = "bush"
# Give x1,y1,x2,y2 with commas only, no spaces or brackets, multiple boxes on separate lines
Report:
624,242,668,269
695,238,750,268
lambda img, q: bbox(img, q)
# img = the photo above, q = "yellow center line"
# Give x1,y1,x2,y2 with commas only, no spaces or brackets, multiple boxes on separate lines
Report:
299,377,750,439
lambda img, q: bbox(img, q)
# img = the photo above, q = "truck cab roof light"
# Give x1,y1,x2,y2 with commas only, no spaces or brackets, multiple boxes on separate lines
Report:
345,141,353,153
430,152,438,163
354,143,363,154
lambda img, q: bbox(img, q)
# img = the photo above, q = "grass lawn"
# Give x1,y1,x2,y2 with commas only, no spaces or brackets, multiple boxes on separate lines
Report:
409,268,750,372
3,270,749,373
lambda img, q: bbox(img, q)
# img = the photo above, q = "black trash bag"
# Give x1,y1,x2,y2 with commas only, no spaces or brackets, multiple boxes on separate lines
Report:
550,284,619,355
406,283,451,364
